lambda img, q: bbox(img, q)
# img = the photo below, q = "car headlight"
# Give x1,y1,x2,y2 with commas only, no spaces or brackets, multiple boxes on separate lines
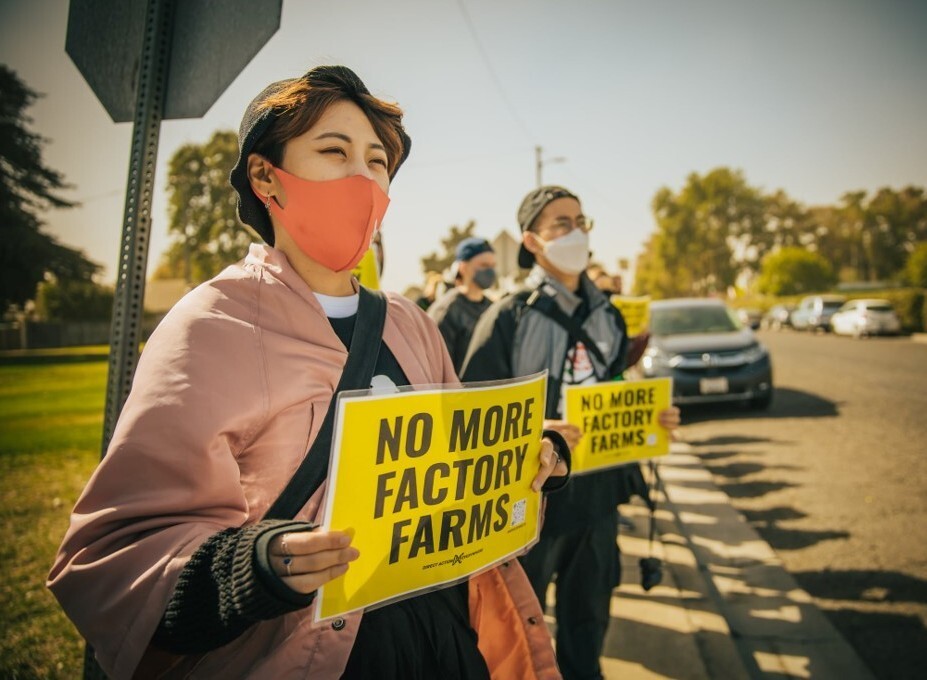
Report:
642,347,674,373
742,343,768,364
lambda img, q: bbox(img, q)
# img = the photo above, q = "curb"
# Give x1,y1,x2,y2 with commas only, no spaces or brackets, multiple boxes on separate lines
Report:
656,445,876,679
599,496,750,679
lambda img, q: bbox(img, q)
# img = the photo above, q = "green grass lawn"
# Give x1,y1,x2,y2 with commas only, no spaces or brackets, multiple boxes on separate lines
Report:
0,357,107,678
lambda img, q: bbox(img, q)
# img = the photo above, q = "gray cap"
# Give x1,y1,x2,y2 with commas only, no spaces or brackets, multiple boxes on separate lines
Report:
516,185,578,268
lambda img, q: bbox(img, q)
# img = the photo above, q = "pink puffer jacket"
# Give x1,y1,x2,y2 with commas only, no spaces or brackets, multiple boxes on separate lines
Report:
48,245,560,680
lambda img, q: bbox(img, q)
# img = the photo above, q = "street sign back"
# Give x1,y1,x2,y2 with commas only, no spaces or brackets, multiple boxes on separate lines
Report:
66,0,282,122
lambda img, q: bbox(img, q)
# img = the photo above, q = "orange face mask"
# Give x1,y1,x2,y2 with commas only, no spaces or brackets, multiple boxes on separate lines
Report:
262,166,390,272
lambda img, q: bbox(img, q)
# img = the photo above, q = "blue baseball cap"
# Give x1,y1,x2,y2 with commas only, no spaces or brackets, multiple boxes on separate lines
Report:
455,237,494,262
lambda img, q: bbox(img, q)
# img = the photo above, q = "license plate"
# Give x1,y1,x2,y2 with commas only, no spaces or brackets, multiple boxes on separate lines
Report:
700,377,729,394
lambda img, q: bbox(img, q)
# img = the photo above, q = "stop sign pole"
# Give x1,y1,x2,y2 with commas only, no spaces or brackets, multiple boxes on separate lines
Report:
99,0,174,460
68,0,282,458
85,3,174,677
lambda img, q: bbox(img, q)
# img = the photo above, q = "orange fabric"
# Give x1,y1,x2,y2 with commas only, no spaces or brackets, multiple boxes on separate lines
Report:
470,564,561,680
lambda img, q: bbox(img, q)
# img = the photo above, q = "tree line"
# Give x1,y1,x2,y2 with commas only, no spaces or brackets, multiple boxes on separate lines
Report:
0,65,104,318
634,167,927,297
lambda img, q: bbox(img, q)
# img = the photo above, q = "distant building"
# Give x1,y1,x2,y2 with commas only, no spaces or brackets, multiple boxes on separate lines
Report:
144,279,190,315
491,229,522,293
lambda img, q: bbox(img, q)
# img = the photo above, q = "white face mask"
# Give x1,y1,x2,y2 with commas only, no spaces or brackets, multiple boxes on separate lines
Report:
540,228,590,275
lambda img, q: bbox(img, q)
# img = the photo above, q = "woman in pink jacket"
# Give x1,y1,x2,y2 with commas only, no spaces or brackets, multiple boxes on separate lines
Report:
48,66,570,679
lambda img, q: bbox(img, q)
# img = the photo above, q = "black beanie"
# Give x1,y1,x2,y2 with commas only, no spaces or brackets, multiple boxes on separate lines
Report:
228,65,412,245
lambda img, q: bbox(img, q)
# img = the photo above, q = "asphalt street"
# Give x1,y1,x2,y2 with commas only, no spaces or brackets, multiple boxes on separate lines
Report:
678,329,927,679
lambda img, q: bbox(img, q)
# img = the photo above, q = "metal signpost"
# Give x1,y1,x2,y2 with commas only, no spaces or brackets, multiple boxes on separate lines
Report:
65,0,281,675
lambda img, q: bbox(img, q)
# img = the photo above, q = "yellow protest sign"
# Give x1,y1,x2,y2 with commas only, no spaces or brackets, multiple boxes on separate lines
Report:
563,377,673,475
317,372,547,621
351,248,380,289
612,295,650,337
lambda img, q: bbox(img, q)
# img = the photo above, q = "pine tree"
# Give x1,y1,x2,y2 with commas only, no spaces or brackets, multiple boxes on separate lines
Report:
0,64,99,310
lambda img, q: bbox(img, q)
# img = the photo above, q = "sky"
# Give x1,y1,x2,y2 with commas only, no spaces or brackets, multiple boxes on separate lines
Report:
2,0,926,294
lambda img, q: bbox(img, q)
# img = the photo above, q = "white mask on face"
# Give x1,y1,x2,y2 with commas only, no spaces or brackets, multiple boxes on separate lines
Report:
540,228,590,275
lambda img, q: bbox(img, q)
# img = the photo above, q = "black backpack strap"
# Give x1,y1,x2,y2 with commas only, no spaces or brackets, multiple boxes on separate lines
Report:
263,287,388,520
526,288,610,378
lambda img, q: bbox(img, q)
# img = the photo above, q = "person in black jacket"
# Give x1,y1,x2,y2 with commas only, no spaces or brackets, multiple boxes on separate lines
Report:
428,237,497,373
461,185,680,680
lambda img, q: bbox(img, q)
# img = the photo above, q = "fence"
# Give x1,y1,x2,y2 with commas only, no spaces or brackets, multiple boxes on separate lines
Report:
0,319,163,351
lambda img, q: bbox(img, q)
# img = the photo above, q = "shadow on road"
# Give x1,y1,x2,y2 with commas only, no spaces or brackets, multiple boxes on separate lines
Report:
709,461,804,477
664,452,854,562
754,525,852,551
681,387,839,424
794,569,927,605
740,505,808,523
811,605,927,680
698,449,740,461
688,434,777,447
717,479,798,499
687,448,851,551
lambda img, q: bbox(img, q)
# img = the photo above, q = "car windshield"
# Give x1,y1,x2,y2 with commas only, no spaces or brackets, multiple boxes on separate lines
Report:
651,305,742,335
865,303,893,312
822,301,844,310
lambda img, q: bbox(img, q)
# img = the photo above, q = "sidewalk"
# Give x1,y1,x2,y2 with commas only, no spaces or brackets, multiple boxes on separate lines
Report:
545,444,876,679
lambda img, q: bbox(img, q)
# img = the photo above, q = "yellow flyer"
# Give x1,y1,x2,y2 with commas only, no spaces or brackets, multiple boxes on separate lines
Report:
351,248,380,289
316,372,547,621
563,377,673,475
611,295,650,337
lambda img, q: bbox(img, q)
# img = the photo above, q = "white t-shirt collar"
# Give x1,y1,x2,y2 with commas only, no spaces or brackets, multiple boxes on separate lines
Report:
315,291,360,318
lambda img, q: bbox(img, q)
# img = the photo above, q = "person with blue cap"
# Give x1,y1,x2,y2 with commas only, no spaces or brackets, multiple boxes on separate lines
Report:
428,236,497,373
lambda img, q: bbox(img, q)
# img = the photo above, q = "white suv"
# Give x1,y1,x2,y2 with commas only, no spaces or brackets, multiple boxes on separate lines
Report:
830,299,901,337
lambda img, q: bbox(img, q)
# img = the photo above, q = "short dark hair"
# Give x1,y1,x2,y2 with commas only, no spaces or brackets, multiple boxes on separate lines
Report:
229,65,411,245
253,67,407,177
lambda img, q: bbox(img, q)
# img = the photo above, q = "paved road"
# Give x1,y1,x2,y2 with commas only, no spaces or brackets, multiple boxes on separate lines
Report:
678,330,927,680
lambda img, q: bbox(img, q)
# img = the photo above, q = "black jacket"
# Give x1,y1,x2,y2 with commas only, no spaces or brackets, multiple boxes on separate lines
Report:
428,288,492,374
461,268,647,534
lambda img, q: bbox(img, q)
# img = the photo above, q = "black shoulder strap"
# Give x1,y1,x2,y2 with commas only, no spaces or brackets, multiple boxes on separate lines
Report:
263,287,388,520
526,288,610,374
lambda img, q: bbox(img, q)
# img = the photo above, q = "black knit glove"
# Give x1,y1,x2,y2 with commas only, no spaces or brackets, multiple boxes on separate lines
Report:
152,519,315,654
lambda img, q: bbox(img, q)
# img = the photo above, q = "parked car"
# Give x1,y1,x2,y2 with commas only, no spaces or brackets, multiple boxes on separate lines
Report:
761,304,796,330
642,298,773,409
829,299,901,337
790,295,846,332
737,308,763,330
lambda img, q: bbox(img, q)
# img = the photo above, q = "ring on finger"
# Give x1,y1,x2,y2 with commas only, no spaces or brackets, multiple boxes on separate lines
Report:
283,556,293,577
280,534,291,557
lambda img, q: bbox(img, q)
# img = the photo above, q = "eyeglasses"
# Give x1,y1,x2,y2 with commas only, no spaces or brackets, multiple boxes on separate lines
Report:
538,216,594,239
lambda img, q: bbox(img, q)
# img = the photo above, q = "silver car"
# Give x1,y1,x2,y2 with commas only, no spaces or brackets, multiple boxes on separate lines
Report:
829,299,901,337
790,295,846,332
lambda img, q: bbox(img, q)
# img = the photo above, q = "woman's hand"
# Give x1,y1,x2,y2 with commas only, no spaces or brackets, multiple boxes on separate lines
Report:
542,419,582,450
531,435,569,492
658,406,681,435
268,530,359,594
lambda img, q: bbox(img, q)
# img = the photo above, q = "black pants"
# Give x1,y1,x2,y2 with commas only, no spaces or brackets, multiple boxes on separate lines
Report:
519,512,621,680
340,583,490,680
